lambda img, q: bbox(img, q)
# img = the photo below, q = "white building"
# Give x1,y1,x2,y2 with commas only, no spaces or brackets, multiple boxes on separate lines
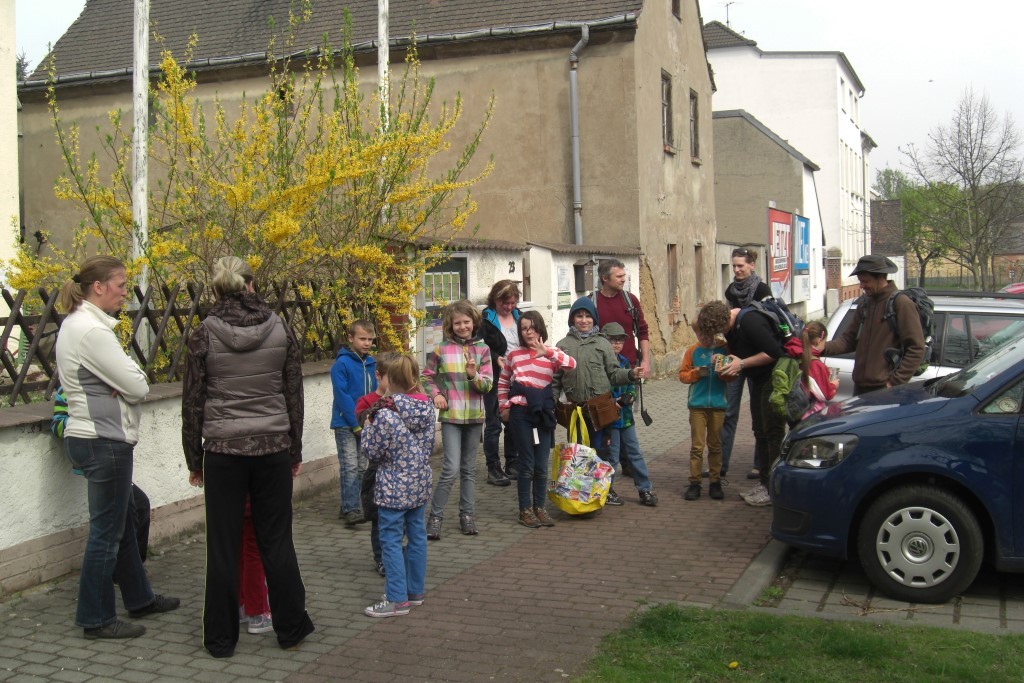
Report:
704,21,876,301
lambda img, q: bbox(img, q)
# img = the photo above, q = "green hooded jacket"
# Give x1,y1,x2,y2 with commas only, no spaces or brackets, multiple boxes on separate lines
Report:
554,330,633,402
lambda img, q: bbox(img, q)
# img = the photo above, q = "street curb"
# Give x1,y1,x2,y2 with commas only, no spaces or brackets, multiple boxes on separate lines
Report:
719,538,790,607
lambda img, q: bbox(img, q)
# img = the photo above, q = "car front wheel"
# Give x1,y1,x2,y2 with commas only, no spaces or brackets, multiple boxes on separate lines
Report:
856,485,983,603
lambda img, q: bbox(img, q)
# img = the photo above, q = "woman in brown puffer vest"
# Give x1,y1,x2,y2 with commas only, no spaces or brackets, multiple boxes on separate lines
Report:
181,256,314,658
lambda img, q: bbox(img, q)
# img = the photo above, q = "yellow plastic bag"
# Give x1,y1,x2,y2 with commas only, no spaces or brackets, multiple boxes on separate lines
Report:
547,408,613,515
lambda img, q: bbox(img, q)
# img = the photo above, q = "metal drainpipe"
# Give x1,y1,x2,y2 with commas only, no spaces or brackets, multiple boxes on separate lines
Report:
569,24,590,245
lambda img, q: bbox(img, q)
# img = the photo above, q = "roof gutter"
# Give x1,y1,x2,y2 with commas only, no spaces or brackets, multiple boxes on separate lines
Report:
20,13,637,92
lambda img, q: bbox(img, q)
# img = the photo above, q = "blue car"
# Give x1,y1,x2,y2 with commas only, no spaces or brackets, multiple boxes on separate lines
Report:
771,333,1024,603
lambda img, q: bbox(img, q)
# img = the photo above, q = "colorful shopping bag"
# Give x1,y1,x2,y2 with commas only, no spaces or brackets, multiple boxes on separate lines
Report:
547,407,614,515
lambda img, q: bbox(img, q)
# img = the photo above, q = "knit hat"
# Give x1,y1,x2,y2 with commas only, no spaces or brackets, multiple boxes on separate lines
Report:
850,254,898,276
568,296,599,327
602,322,626,338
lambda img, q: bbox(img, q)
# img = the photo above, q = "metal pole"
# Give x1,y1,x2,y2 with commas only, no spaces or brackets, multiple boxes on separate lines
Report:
378,0,389,132
132,0,149,294
378,0,390,230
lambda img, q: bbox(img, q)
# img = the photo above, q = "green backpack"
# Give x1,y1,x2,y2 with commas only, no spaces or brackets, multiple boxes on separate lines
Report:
770,357,809,423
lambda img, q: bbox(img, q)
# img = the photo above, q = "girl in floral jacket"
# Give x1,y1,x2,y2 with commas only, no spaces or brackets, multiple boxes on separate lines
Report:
360,355,434,618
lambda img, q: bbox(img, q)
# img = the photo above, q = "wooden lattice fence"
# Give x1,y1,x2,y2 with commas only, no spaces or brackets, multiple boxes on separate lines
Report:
0,282,350,407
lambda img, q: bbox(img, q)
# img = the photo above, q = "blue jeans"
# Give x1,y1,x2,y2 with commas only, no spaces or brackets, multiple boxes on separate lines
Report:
430,423,482,518
64,437,154,628
606,425,653,491
720,375,757,476
378,505,427,603
335,428,364,513
507,406,553,510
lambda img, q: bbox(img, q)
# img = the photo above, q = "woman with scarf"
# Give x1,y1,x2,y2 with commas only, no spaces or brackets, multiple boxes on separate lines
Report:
720,247,774,481
553,297,645,506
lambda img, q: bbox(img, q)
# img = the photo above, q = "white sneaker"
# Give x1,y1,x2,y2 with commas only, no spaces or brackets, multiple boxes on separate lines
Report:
743,482,771,507
364,596,410,618
247,612,274,634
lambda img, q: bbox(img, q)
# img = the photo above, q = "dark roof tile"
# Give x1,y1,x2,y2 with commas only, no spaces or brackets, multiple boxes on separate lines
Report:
701,20,756,49
33,0,644,80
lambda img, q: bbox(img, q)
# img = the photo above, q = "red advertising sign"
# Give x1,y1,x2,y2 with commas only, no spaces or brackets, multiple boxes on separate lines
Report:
768,208,792,300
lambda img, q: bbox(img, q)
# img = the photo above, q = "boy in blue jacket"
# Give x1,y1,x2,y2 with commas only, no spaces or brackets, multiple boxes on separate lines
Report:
331,320,377,525
677,302,736,501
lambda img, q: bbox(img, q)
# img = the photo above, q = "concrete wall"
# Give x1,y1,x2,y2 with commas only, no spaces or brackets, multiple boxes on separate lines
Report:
712,114,827,320
713,115,803,245
0,363,339,598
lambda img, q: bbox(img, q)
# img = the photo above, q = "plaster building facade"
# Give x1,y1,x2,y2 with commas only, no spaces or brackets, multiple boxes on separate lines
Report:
17,0,718,370
703,20,875,302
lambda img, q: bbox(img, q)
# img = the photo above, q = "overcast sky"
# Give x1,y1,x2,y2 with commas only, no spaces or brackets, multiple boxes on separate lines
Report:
17,0,1024,181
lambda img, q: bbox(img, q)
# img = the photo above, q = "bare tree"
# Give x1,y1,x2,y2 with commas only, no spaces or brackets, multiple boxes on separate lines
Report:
903,89,1024,290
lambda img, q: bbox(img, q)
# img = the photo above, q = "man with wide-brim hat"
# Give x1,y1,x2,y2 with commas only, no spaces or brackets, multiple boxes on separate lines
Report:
822,255,925,395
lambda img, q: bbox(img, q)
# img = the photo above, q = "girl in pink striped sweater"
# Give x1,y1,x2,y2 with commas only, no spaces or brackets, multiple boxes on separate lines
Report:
497,311,576,528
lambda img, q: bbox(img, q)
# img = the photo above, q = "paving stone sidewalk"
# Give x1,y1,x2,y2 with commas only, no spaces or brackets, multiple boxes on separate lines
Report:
0,378,769,682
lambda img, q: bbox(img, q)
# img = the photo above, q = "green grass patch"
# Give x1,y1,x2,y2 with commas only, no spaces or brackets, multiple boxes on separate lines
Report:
579,604,1024,682
752,586,784,607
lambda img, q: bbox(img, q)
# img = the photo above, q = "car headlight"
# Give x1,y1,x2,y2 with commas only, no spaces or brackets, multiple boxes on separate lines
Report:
784,435,858,469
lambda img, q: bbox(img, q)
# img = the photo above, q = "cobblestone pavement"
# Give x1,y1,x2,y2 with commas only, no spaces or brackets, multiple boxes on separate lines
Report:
762,547,1024,634
2,377,1019,682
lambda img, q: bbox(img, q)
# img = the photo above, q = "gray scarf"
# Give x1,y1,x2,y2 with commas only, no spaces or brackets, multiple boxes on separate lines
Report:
728,273,763,308
570,326,600,339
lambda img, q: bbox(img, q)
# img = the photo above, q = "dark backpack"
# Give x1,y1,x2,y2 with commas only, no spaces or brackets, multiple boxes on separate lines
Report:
770,356,809,423
857,287,934,376
736,297,806,340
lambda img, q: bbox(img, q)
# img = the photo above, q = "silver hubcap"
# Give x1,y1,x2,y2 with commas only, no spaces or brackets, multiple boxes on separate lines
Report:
875,506,959,588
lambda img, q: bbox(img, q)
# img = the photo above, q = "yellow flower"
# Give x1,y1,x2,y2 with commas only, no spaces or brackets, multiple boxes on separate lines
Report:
264,211,301,246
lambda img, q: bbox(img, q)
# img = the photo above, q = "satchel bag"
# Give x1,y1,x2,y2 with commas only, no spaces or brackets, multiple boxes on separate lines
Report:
585,391,620,431
555,401,576,430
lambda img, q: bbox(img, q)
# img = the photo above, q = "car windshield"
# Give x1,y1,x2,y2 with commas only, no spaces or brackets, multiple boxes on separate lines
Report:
931,330,1024,398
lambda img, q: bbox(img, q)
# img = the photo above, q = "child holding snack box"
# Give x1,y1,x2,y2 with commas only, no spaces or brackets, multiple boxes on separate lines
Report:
678,301,737,501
